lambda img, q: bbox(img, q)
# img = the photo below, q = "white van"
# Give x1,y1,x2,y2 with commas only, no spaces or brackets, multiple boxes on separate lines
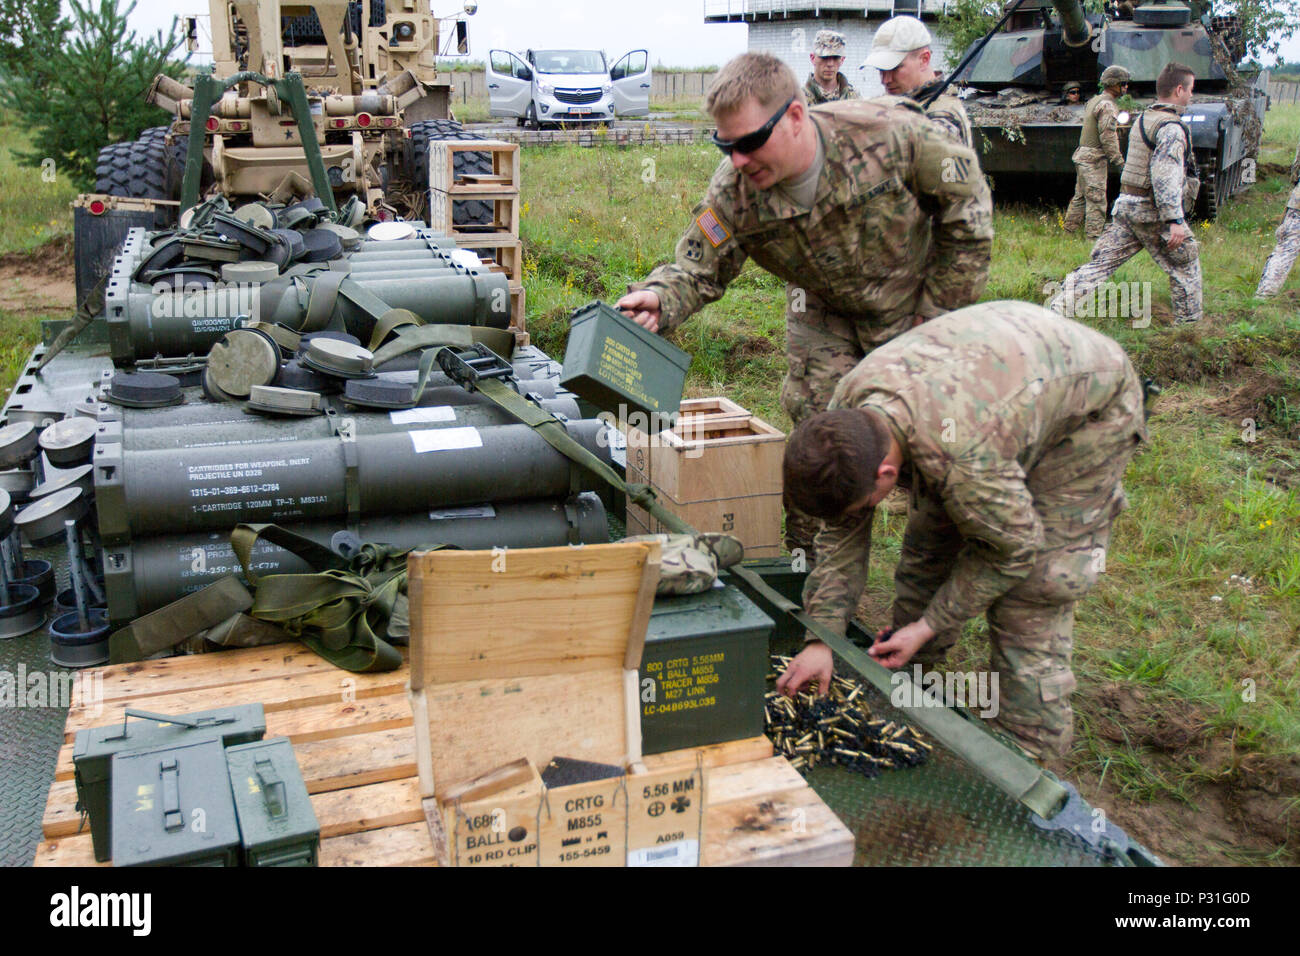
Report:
487,48,650,128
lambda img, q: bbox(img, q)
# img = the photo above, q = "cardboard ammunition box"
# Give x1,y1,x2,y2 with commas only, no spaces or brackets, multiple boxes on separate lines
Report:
73,704,266,862
110,739,242,867
226,737,320,867
639,584,773,755
560,301,691,432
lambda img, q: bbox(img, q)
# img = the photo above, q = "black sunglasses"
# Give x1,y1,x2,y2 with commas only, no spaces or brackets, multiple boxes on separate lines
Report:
711,96,796,156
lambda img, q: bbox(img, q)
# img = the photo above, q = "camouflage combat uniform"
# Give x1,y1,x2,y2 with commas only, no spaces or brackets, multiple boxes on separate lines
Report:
622,532,744,595
1064,90,1125,239
629,98,993,556
910,73,972,147
1255,144,1300,297
1050,102,1203,325
803,73,859,104
805,300,1147,757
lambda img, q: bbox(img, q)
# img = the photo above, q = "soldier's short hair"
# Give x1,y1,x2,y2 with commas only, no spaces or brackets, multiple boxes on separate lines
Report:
705,53,802,118
1156,62,1195,98
783,409,894,519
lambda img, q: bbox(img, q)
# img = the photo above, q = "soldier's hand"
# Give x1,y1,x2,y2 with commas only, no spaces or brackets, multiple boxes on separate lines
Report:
867,618,936,669
1165,222,1192,250
776,641,834,698
616,290,662,333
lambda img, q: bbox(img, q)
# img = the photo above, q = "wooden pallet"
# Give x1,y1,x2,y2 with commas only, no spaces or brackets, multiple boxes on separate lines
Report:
34,643,853,867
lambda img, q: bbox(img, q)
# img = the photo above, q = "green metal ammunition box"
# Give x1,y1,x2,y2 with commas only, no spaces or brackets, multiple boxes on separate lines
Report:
560,301,691,432
72,704,266,862
639,583,773,755
225,738,320,867
110,738,242,867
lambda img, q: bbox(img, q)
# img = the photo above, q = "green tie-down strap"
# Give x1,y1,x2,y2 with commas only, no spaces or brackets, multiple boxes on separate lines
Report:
231,523,454,673
457,364,1070,821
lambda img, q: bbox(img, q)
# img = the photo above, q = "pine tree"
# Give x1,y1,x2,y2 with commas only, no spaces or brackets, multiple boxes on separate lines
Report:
0,0,187,187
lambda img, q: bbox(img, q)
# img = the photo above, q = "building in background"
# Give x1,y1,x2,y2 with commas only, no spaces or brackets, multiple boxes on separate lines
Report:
703,0,952,97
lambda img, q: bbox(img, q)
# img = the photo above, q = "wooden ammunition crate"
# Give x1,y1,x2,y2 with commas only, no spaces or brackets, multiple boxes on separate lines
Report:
625,408,786,558
455,235,522,284
428,140,521,239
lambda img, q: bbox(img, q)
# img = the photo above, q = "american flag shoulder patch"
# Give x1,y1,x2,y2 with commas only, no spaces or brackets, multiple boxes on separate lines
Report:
696,208,731,247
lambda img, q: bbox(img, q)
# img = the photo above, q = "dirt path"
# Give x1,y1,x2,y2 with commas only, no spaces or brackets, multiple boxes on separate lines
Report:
0,235,76,316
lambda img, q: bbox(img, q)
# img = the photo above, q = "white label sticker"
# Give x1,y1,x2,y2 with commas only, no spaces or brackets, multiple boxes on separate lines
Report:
390,405,456,425
628,840,699,868
410,427,482,454
429,504,496,520
449,248,486,270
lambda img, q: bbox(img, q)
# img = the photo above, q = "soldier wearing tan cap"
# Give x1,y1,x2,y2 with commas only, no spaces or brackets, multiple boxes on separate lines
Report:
804,29,858,104
864,15,971,147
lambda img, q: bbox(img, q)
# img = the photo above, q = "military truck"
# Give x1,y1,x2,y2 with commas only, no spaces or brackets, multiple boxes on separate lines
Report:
953,0,1268,219
75,0,487,303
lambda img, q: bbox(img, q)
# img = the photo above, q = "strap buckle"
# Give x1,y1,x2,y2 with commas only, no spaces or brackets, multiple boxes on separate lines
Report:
436,343,515,390
1030,780,1147,865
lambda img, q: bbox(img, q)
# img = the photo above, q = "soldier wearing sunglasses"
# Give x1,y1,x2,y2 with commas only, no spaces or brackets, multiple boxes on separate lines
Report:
617,52,993,561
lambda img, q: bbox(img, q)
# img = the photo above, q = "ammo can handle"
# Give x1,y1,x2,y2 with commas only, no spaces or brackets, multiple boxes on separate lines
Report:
160,758,184,832
255,756,288,819
112,709,237,739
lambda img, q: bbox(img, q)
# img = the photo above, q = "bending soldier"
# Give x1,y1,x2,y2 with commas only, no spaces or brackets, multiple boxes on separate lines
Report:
615,53,992,559
1255,138,1300,297
776,301,1148,759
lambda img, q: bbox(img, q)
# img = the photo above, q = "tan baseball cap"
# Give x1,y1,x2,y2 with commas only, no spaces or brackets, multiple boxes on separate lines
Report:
813,30,847,57
863,16,933,71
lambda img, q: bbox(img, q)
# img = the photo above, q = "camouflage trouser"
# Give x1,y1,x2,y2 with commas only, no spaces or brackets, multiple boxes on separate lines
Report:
779,296,870,559
1049,211,1202,325
1063,149,1110,239
890,376,1145,758
1255,208,1300,298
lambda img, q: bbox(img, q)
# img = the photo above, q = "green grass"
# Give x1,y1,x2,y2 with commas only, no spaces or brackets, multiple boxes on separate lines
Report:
0,120,77,255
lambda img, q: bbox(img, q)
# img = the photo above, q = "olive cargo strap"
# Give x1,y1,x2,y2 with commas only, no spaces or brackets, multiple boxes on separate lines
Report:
109,575,253,663
370,322,516,367
230,522,454,673
443,346,1070,821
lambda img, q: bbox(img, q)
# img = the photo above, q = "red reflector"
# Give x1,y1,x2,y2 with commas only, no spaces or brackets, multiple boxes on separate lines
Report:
230,121,243,131
205,116,220,132
376,208,390,221
334,118,348,129
88,200,106,215
357,112,372,128
381,117,396,127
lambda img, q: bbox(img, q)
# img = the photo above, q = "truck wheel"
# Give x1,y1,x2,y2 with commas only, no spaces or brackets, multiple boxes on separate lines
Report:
406,119,494,229
525,103,539,130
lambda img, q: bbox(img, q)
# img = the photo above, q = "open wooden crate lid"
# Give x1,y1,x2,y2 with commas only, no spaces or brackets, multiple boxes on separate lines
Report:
406,542,661,798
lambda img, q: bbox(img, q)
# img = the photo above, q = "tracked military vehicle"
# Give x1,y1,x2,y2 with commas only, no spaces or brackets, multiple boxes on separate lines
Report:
953,0,1268,219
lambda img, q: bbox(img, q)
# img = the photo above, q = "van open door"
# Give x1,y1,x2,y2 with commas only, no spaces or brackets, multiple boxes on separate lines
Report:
487,49,533,119
610,49,650,118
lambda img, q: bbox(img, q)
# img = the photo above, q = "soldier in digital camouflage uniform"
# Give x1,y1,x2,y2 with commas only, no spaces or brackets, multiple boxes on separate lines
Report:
1049,62,1202,325
804,30,858,105
616,53,992,560
775,301,1148,758
864,15,972,147
1064,66,1130,239
1255,137,1300,297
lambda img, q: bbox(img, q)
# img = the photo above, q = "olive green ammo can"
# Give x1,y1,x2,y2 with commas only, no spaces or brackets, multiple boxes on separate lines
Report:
560,301,691,433
639,584,773,755
110,738,242,867
225,737,320,867
72,704,266,862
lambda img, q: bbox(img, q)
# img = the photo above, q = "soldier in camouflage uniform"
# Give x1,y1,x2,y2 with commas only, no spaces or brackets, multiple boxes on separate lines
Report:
1064,66,1130,239
775,301,1147,758
804,30,858,105
865,15,971,147
617,53,992,560
1255,138,1300,297
1050,62,1202,325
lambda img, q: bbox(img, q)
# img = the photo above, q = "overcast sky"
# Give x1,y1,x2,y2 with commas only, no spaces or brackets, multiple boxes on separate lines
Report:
112,0,1300,68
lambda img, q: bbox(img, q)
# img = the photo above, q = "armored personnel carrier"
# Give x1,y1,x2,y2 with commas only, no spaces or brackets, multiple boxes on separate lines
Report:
954,0,1268,219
